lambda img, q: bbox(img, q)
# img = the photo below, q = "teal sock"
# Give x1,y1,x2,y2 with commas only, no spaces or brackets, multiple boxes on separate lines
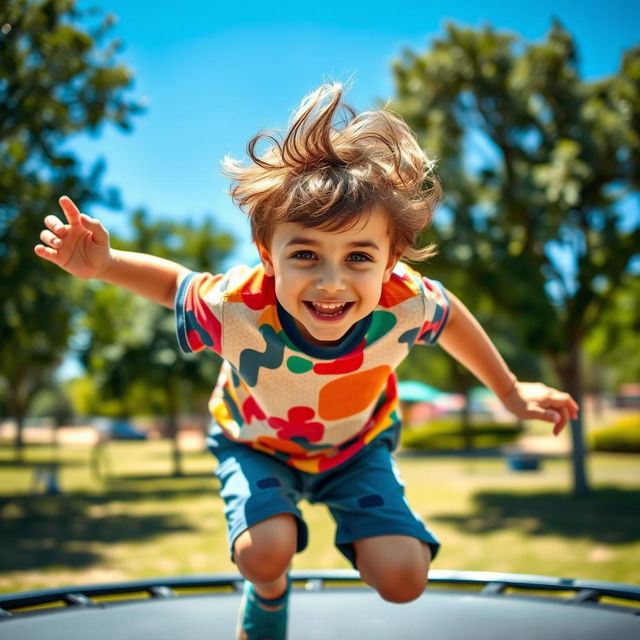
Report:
236,578,290,640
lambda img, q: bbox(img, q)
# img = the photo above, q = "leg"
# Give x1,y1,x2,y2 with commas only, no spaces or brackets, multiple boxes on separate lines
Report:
207,427,304,639
234,515,297,639
354,535,431,603
233,513,297,598
208,423,308,586
311,441,440,599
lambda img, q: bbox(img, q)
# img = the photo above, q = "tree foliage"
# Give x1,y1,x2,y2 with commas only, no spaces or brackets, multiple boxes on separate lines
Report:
390,21,639,494
583,274,640,389
0,0,141,457
71,211,234,475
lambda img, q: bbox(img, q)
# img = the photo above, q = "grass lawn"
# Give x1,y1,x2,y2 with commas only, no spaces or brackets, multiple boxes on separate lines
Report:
0,438,639,594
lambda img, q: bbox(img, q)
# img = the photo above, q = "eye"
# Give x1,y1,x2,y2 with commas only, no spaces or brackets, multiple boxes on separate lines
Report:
346,252,373,263
291,250,316,260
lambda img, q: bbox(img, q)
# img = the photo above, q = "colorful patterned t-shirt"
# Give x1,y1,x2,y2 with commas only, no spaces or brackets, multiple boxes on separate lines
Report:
175,261,449,473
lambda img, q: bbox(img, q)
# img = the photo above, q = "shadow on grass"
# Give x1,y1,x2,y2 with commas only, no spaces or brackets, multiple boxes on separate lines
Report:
0,475,221,573
116,472,215,482
430,487,640,544
101,474,220,502
0,499,194,572
0,456,87,470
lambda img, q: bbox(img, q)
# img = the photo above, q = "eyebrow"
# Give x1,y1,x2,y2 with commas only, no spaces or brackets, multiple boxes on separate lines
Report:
285,237,381,251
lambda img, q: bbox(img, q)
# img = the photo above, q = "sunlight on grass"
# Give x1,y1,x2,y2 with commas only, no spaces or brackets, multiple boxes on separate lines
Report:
1,439,638,593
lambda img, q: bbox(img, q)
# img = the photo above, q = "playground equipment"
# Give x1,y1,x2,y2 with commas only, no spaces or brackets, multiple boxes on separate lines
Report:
1,569,639,639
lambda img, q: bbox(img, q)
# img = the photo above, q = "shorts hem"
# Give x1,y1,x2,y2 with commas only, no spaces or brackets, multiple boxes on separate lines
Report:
336,526,440,568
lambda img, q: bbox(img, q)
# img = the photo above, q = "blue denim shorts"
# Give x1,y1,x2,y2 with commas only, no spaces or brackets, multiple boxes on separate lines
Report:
207,424,440,568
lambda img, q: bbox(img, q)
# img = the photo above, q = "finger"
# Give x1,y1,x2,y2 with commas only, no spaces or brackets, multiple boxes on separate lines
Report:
539,391,565,406
537,394,570,416
539,393,573,416
34,244,60,264
553,407,570,436
44,215,67,237
569,395,580,417
549,392,579,421
559,395,579,420
545,391,579,415
58,195,82,226
40,229,63,248
80,213,109,246
527,406,561,424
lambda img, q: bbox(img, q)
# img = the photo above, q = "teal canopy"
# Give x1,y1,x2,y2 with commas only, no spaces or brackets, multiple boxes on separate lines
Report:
397,380,443,403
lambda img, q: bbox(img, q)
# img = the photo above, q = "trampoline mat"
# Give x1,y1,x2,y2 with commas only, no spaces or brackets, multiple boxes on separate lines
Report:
2,588,639,639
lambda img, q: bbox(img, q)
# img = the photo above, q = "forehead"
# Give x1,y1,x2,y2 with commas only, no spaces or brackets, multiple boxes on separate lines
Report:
271,205,391,249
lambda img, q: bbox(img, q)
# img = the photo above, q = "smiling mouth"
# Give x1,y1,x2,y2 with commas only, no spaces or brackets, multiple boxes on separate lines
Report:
304,301,354,320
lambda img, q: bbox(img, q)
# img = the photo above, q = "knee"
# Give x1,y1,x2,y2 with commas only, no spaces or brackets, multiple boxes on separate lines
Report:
357,537,431,604
234,534,294,584
233,514,297,583
376,565,428,603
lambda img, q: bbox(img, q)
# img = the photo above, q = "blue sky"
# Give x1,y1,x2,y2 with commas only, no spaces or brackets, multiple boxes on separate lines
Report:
70,0,639,267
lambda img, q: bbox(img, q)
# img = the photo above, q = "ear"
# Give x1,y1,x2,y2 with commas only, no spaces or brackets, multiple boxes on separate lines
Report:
382,253,399,283
257,243,275,277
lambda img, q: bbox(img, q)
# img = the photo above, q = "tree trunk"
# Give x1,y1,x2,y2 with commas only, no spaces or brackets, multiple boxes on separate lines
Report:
14,412,25,463
9,371,43,463
201,411,210,453
166,386,183,477
164,413,182,477
461,389,473,451
449,360,475,451
556,340,590,497
8,387,27,463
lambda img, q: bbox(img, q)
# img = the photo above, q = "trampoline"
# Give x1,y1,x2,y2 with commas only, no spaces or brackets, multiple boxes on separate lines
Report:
1,570,639,639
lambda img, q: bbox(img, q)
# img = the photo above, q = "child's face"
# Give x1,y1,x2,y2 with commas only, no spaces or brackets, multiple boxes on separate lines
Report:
258,206,397,346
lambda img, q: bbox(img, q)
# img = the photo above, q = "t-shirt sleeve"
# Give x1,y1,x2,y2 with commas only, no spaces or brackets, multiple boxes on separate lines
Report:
415,276,450,346
175,271,225,355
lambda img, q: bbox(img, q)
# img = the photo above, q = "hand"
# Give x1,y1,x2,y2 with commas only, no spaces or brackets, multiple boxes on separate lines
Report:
34,196,112,279
499,381,579,436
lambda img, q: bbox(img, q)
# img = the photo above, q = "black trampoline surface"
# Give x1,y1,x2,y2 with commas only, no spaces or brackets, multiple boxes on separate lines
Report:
1,570,639,639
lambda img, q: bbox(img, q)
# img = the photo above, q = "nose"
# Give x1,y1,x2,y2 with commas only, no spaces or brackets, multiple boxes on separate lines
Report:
316,263,346,292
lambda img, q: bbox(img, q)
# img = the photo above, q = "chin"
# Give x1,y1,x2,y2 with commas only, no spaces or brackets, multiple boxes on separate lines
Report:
307,327,349,345
315,332,344,343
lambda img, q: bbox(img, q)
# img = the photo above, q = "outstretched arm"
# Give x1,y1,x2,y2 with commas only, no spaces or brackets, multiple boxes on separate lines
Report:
34,196,190,309
437,289,579,434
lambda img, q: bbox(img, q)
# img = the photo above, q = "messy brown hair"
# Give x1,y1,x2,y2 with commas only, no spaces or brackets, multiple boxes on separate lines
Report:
221,83,440,262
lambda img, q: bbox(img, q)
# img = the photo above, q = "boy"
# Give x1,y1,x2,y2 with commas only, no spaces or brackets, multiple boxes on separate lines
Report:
34,83,578,639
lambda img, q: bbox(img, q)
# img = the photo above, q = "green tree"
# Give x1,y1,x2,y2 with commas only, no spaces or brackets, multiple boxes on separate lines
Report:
74,211,234,476
398,269,543,449
390,21,639,495
583,274,640,393
0,0,142,459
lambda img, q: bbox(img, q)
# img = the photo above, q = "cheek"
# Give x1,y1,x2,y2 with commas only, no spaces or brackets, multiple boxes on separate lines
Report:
354,270,386,301
275,269,306,298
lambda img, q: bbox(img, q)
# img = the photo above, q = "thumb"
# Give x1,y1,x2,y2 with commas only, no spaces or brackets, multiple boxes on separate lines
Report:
80,213,109,246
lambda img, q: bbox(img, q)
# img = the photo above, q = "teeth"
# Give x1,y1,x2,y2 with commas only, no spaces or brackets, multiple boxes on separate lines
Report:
314,302,344,310
310,301,348,316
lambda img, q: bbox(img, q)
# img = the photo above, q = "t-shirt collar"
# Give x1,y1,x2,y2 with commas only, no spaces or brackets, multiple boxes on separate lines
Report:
276,301,371,360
